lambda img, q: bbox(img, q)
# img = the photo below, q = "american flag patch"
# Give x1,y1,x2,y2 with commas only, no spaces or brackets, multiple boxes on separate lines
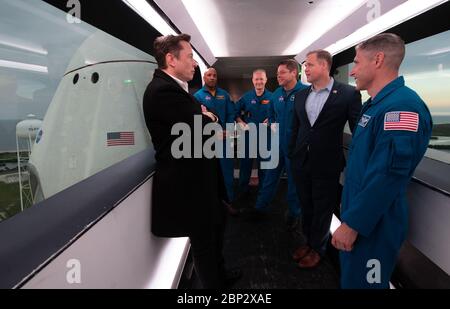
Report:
107,132,135,146
384,112,419,132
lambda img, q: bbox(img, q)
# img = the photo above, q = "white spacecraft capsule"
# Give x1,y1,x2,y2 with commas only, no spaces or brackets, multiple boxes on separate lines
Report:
29,31,157,202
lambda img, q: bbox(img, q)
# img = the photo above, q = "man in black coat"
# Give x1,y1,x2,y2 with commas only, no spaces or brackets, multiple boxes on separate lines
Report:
289,50,362,268
143,34,233,288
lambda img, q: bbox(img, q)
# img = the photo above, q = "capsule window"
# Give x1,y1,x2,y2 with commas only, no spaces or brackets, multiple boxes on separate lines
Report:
73,73,79,84
91,72,99,84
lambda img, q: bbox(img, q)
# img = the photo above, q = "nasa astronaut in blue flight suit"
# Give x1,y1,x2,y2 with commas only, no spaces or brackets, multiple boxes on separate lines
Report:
252,60,307,228
235,69,272,195
194,68,237,208
331,33,432,289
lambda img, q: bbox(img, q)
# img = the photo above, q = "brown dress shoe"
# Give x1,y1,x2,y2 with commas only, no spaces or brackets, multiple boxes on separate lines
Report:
226,204,239,216
298,250,321,268
292,245,311,261
222,200,239,216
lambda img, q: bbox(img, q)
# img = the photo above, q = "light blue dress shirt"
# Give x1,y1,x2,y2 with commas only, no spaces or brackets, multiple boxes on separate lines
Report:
305,77,334,126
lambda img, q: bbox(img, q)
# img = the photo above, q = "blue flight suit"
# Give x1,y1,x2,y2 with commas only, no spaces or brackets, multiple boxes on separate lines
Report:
255,81,308,218
194,86,236,202
235,89,273,193
340,76,432,288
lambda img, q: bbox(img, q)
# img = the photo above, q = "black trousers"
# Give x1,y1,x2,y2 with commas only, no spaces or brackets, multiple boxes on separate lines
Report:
188,208,227,288
292,156,340,256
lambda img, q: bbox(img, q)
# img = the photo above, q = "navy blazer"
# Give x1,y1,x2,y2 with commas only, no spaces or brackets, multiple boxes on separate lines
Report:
143,69,226,237
289,80,362,174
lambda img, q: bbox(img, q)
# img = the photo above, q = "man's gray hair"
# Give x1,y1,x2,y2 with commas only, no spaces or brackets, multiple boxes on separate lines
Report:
356,33,405,70
252,69,267,76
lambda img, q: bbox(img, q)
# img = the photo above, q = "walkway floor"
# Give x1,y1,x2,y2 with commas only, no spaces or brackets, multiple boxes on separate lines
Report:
223,180,340,289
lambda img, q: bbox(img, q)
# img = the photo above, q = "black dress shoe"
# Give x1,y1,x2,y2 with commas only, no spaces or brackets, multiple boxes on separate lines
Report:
241,208,268,221
224,268,242,287
235,189,251,202
285,215,299,231
241,207,263,215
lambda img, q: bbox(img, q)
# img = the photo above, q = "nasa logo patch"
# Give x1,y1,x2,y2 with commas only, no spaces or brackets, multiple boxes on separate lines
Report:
358,114,371,127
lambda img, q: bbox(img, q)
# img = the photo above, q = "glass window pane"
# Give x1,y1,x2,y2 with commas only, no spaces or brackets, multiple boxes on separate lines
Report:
336,30,450,163
0,0,157,221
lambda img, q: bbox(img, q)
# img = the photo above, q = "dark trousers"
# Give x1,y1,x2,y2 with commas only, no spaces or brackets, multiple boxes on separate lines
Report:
189,218,226,288
238,129,266,193
292,157,340,256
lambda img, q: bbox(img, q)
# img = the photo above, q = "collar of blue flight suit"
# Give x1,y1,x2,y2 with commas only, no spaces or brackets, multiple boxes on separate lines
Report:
252,89,269,98
281,81,305,98
367,76,405,107
200,85,220,97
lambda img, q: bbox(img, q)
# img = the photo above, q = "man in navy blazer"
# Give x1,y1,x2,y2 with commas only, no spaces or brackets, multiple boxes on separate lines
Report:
289,50,361,268
143,34,232,288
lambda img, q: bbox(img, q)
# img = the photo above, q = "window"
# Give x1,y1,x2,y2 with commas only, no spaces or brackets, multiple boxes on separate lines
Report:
0,0,156,221
335,30,450,164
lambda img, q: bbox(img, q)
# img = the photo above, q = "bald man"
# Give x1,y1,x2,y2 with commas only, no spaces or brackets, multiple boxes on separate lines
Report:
194,68,238,215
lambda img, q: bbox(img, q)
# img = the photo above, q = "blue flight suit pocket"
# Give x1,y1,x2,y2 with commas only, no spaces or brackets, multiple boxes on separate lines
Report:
389,136,413,175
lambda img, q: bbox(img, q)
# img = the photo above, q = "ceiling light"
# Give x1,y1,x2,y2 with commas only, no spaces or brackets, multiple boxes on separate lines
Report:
122,0,207,77
181,0,228,56
0,39,48,56
0,59,47,73
421,47,450,57
285,0,367,55
326,0,447,56
123,0,177,35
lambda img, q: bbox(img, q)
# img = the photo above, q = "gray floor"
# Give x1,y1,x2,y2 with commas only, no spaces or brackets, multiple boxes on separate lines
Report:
223,180,340,289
